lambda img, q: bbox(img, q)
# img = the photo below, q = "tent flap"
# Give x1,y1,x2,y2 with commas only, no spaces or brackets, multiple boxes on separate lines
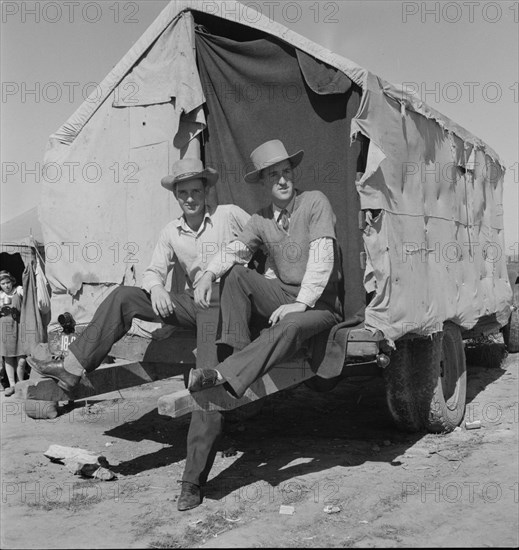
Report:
196,28,366,320
41,12,205,295
113,12,204,112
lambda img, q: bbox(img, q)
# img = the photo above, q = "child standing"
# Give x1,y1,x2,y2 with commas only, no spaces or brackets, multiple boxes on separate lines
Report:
0,271,26,396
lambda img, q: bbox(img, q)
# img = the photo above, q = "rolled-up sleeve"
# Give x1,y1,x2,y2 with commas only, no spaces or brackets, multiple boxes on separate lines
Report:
141,228,176,292
296,237,334,308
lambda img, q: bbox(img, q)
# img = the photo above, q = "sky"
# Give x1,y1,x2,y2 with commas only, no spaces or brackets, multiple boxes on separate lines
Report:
1,0,518,253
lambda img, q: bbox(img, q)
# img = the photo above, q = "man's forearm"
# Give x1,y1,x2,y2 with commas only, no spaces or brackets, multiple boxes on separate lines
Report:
204,240,253,280
142,272,166,293
296,237,334,307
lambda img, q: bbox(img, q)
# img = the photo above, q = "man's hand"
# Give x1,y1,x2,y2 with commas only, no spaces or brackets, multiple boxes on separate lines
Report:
269,302,307,325
194,272,214,309
150,285,175,318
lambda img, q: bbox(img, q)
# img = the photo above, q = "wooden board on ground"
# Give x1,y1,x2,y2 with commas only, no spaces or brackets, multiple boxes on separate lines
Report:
17,360,193,401
158,356,314,418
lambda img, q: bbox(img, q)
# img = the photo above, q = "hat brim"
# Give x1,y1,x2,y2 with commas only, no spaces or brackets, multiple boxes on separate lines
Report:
161,167,219,191
244,150,304,183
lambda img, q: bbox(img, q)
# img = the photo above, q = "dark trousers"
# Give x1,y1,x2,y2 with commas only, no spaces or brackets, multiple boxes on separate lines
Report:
216,266,340,398
68,285,223,486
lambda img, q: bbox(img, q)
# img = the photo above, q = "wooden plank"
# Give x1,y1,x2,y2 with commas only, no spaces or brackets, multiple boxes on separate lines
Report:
346,328,382,358
346,341,379,357
21,326,381,407
48,326,197,364
157,356,314,418
18,360,193,401
347,328,384,342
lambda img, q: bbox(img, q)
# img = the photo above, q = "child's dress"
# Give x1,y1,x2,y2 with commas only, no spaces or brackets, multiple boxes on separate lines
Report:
0,286,24,357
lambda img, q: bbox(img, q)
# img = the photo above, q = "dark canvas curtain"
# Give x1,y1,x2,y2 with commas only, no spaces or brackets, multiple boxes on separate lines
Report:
195,30,365,320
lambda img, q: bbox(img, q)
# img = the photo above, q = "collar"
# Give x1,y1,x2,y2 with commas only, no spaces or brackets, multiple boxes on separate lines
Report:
173,206,214,233
272,190,298,219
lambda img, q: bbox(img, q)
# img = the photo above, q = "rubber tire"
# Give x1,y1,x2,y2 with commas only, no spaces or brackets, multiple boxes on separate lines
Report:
384,323,467,433
427,322,467,432
503,276,519,353
503,309,519,353
384,338,422,432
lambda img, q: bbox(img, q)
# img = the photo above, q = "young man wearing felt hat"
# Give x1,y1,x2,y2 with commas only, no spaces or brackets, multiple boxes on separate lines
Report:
28,158,250,511
191,139,342,398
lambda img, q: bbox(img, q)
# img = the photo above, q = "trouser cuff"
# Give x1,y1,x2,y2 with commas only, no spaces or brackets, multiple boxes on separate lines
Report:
63,351,85,376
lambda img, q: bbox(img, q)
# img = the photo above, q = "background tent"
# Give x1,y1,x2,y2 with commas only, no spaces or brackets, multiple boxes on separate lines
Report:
40,0,511,344
0,207,48,351
0,206,44,284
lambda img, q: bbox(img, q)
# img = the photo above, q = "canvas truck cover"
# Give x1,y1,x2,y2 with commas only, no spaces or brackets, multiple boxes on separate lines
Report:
40,0,512,342
352,74,511,343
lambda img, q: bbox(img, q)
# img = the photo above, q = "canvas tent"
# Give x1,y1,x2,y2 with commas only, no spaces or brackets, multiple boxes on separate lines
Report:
0,206,44,283
41,0,512,343
0,207,48,351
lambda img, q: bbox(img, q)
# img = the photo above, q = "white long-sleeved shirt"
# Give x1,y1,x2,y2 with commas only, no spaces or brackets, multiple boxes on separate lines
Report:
141,204,250,294
205,192,336,308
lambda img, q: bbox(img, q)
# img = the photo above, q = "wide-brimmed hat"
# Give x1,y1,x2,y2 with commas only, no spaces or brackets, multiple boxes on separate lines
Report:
244,140,304,183
161,158,218,191
0,271,16,285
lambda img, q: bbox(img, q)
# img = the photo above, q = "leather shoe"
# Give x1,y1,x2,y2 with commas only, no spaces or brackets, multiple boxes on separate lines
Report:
27,356,81,393
177,481,201,511
187,368,219,393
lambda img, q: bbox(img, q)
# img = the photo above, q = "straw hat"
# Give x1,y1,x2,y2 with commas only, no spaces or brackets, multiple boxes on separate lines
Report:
161,158,218,191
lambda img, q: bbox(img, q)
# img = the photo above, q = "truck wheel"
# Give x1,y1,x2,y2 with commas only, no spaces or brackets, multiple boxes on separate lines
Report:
426,323,466,432
503,308,519,353
384,339,422,432
384,323,466,433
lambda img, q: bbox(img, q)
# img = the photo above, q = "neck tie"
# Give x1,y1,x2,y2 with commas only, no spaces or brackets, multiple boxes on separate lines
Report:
278,209,289,231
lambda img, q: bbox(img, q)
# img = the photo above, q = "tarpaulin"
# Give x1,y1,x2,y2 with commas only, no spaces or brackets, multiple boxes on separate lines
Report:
41,0,512,344
114,11,204,111
41,11,204,301
195,29,366,320
352,73,511,342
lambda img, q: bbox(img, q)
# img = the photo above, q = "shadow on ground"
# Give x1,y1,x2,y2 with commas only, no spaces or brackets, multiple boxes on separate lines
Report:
96,347,512,494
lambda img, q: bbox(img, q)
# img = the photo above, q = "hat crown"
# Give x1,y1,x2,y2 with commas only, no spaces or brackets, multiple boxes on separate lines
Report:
250,140,292,172
171,158,206,181
161,158,218,191
244,140,304,183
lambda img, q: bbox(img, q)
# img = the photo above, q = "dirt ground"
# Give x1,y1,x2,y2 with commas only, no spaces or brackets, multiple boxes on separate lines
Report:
1,345,518,549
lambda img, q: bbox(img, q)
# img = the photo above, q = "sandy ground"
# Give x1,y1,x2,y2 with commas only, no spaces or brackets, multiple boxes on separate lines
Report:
1,348,518,549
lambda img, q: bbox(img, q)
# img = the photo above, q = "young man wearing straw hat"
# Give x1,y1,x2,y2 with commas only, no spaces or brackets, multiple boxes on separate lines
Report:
190,139,342,398
28,158,250,511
